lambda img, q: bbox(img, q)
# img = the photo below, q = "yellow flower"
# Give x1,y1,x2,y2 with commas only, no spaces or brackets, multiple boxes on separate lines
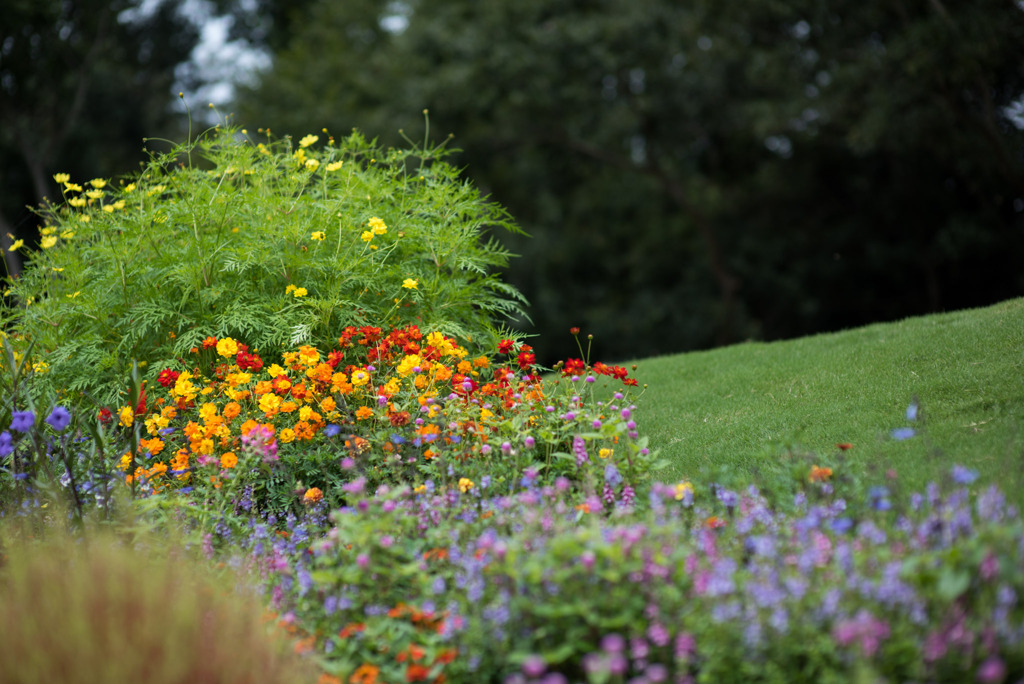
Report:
326,161,343,172
305,158,320,171
299,134,319,148
63,182,82,192
65,291,80,299
40,236,57,249
40,226,56,236
599,448,614,459
89,179,107,189
285,284,296,294
674,481,694,501
402,278,418,290
350,369,370,387
396,354,422,377
368,217,387,234
258,393,281,414
360,231,374,242
103,205,114,213
85,189,104,200
293,287,308,297
68,198,87,208
8,239,23,251
215,337,239,357
303,487,324,504
60,230,75,239
124,183,136,193
310,231,325,241
79,216,90,223
278,427,296,443
458,478,474,493
111,200,125,210
53,173,70,184
119,405,134,427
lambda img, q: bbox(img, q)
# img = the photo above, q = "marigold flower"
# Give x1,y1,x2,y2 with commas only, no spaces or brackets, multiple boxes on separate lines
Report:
809,465,834,483
303,487,323,504
402,278,418,289
355,406,374,421
118,405,134,427
216,337,239,357
220,452,238,469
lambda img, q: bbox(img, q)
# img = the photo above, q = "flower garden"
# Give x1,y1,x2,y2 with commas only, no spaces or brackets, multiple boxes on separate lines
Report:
2,126,1023,684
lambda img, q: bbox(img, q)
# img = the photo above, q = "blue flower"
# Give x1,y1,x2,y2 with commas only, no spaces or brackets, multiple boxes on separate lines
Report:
323,424,342,437
10,410,35,433
604,463,623,488
951,465,978,485
0,431,13,457
891,427,915,441
45,406,71,432
906,401,919,421
830,517,854,534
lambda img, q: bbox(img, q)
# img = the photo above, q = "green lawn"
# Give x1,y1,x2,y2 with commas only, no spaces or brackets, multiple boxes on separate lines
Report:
631,297,1024,503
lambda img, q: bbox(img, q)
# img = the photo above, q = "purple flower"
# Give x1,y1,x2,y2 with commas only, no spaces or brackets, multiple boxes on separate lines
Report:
604,463,622,488
524,435,535,449
45,406,71,431
976,656,1006,684
600,633,626,654
891,427,916,441
951,465,978,485
10,410,34,433
323,424,342,437
521,655,546,678
906,401,919,421
0,431,12,457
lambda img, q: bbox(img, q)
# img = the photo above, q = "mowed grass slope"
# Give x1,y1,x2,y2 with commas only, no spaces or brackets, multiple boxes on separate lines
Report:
631,298,1024,502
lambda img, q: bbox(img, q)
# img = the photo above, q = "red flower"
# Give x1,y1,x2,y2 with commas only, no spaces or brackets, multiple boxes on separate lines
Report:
836,442,853,451
134,386,148,416
516,351,535,370
497,339,515,354
562,358,586,376
156,368,180,388
236,351,264,372
201,336,217,349
97,407,112,424
389,411,411,427
569,327,580,335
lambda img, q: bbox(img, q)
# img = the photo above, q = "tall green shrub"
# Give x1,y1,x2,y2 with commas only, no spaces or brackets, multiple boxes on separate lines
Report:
3,124,527,406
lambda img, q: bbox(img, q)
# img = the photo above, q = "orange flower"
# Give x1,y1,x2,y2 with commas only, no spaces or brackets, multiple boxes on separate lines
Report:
320,396,337,413
704,516,726,529
836,442,853,451
220,452,238,469
293,635,316,654
239,419,260,437
303,487,323,504
338,622,366,639
201,336,217,349
349,663,379,684
223,402,241,420
809,465,834,483
405,663,431,682
355,406,374,420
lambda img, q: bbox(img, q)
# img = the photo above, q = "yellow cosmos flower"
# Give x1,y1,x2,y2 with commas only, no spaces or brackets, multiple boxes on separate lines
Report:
310,231,325,241
8,239,23,251
326,161,343,172
368,217,387,234
396,354,422,377
111,200,125,210
89,179,107,189
350,369,370,387
360,231,374,242
278,427,296,443
285,284,296,294
60,230,75,239
305,158,320,171
293,287,308,297
299,134,319,148
124,183,136,193
53,173,70,184
220,452,238,469
68,198,87,208
402,278,418,290
63,182,82,192
458,478,474,493
85,189,104,200
40,236,57,249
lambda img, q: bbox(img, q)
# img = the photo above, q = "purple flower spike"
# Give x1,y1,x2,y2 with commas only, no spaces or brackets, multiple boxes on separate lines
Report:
45,406,71,431
10,410,34,433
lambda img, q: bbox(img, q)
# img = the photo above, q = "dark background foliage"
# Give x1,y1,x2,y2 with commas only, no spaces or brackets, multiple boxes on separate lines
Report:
4,0,1024,363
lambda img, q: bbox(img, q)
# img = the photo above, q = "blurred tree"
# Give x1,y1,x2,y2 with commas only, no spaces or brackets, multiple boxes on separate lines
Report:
0,0,201,278
237,0,1024,362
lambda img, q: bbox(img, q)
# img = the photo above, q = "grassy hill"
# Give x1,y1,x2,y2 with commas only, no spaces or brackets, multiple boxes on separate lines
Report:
631,298,1024,503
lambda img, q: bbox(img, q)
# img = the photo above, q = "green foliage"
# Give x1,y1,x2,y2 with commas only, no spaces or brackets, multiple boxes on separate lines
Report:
238,0,1024,363
3,124,527,406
